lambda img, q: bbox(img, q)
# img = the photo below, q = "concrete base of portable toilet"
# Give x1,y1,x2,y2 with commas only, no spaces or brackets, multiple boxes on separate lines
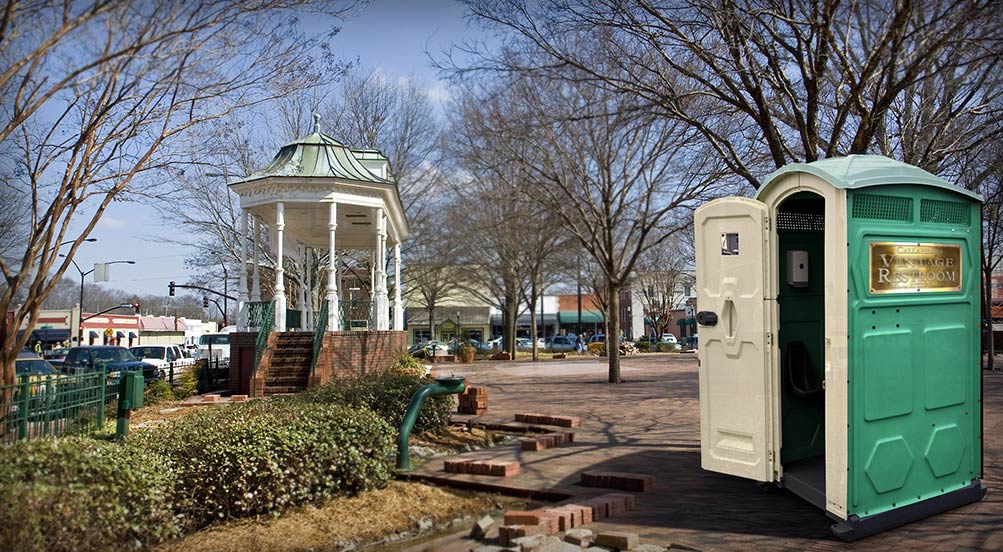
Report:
695,155,985,541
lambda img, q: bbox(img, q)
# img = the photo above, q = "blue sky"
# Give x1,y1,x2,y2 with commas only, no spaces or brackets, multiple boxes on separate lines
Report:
69,0,475,302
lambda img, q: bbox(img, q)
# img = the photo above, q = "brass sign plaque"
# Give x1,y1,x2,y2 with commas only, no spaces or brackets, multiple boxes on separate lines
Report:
869,242,962,294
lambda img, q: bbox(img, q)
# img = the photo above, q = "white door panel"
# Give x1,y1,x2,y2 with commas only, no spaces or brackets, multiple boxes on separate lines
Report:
696,197,774,482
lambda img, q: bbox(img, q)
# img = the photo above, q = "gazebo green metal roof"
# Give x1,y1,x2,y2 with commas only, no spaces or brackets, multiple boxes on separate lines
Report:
232,118,393,185
758,155,982,202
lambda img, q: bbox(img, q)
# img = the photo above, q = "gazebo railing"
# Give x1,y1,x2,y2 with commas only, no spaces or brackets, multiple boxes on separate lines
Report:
246,301,272,330
340,300,373,331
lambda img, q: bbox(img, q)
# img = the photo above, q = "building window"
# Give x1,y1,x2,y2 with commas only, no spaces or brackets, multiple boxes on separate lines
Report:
465,328,484,341
413,329,431,343
441,331,456,341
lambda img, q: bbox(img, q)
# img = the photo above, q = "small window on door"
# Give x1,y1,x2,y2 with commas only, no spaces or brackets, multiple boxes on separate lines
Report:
721,233,740,255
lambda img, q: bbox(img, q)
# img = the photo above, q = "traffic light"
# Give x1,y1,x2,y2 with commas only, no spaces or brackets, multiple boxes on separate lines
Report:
203,296,209,308
132,302,140,314
169,281,175,296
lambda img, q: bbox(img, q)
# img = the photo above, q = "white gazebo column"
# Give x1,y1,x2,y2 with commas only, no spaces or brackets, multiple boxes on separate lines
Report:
298,244,306,330
327,202,341,331
374,208,390,330
252,216,261,302
238,210,249,330
392,241,403,330
305,248,314,330
274,202,287,331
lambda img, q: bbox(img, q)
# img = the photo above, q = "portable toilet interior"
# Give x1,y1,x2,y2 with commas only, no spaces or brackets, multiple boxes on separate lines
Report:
694,155,985,541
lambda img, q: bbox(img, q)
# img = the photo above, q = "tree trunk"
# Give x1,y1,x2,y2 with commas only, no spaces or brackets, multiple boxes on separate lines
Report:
985,263,994,371
529,281,539,361
608,284,621,383
505,293,518,361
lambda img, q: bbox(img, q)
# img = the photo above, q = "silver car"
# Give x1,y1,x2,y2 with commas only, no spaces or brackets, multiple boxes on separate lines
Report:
545,335,577,352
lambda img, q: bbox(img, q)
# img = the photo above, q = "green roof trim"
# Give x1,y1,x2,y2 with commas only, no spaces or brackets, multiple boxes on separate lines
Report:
558,310,605,324
758,155,982,203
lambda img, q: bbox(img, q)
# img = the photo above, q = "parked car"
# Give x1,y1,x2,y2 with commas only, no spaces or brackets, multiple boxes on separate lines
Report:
130,344,195,376
409,340,451,358
15,355,59,391
660,334,680,350
62,346,160,383
193,333,230,366
42,347,70,367
545,335,577,352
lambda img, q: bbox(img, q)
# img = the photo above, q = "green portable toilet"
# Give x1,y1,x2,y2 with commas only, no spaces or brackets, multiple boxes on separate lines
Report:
694,155,985,541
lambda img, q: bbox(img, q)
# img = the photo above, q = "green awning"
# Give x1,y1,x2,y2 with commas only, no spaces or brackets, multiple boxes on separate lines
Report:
558,310,605,324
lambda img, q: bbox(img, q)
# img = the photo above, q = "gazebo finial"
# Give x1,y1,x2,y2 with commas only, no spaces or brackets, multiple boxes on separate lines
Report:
313,113,321,134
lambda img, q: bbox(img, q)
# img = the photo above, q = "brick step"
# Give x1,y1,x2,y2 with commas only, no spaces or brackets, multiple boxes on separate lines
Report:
275,336,313,343
443,459,520,477
264,377,306,385
580,471,655,492
270,349,308,357
270,357,312,365
267,365,310,373
514,412,582,428
265,369,310,378
262,385,307,394
521,432,575,451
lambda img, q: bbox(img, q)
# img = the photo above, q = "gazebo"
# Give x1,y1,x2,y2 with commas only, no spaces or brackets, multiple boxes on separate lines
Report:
226,116,409,396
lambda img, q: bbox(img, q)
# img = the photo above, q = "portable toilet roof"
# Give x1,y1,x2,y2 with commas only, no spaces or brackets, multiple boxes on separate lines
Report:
757,155,982,203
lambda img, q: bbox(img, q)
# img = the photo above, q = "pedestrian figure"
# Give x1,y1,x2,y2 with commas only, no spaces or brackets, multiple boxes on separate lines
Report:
575,334,584,355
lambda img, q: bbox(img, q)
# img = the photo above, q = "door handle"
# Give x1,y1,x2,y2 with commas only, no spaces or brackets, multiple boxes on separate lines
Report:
696,311,718,326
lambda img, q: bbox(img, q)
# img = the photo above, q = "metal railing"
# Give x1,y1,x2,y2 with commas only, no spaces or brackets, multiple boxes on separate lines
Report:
311,300,329,377
252,301,275,395
0,370,118,444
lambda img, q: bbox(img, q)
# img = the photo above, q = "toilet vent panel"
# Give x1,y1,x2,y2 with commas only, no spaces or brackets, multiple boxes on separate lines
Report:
920,199,969,226
852,194,913,222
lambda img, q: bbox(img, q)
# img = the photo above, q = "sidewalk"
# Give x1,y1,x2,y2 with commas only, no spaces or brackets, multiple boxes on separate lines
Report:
402,354,1002,551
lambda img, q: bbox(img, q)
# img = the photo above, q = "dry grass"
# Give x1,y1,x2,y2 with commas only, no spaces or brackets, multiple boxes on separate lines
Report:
156,481,527,552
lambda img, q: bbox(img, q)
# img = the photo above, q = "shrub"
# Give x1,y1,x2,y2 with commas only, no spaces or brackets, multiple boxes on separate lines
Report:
132,399,393,529
299,368,453,435
145,379,175,404
0,437,180,551
387,354,428,377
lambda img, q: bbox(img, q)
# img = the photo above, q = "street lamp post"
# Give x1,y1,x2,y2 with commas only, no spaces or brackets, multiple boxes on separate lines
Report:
61,257,136,344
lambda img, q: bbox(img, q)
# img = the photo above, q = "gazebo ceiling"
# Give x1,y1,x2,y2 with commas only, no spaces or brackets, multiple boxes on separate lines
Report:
247,201,392,249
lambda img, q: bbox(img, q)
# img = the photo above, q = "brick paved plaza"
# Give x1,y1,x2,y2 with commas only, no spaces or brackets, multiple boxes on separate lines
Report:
407,354,1002,551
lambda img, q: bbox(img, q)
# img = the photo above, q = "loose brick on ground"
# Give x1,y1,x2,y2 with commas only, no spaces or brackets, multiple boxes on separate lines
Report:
564,528,594,547
444,459,521,477
595,531,640,550
470,515,496,539
505,511,542,526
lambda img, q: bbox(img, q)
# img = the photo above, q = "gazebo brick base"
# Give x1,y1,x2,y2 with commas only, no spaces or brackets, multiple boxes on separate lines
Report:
230,330,408,396
309,330,407,387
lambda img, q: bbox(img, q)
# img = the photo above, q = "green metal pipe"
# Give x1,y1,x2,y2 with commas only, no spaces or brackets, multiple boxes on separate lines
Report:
396,376,465,471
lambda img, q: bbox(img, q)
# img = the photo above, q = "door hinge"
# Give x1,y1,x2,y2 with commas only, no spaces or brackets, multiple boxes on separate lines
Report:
764,216,770,231
765,332,773,347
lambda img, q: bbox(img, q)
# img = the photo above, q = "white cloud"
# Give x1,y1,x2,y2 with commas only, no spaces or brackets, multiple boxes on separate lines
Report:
97,216,127,229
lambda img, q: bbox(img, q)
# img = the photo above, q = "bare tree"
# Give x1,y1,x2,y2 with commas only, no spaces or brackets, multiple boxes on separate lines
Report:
449,0,1003,189
0,0,354,393
322,67,444,227
633,240,694,341
457,72,727,382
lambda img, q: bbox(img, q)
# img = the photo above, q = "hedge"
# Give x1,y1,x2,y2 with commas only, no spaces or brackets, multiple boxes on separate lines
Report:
298,358,452,435
0,437,180,551
131,399,393,530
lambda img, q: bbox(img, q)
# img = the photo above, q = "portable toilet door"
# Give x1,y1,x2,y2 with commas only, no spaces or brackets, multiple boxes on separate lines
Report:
694,196,778,483
696,155,986,541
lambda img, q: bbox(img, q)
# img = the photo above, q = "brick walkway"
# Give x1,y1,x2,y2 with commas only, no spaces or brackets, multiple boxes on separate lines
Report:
402,354,1003,551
